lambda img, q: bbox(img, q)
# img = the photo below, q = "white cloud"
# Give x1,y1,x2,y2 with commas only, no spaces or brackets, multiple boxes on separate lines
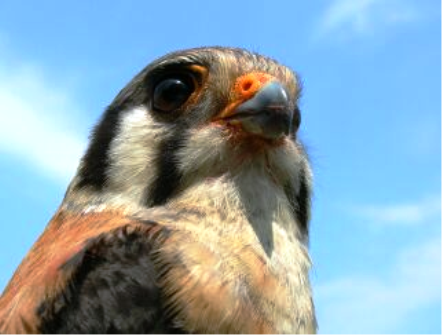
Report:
350,195,441,226
314,0,420,41
315,238,441,333
0,60,87,184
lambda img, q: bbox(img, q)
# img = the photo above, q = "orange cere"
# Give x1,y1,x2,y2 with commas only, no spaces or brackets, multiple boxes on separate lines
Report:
217,72,274,120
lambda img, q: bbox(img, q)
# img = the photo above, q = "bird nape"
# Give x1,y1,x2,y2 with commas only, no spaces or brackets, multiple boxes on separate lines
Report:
0,47,316,334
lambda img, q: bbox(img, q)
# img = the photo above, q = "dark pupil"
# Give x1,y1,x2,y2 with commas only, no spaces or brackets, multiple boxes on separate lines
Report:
153,78,193,112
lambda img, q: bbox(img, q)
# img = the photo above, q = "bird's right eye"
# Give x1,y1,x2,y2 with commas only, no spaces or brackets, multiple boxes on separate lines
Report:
152,76,195,113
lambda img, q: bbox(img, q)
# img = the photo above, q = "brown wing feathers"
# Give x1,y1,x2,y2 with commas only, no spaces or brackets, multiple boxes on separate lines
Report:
0,211,170,333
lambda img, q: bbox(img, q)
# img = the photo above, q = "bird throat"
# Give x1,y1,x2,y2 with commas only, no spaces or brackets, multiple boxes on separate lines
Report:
148,172,314,333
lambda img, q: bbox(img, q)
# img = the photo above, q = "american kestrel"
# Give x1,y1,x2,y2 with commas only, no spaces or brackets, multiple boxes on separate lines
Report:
0,47,316,333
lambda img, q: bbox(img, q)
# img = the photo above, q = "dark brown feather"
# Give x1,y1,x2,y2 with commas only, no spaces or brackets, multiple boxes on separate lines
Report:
0,211,170,333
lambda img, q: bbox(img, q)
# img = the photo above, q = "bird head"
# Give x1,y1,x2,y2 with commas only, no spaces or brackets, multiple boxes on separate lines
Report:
66,47,311,231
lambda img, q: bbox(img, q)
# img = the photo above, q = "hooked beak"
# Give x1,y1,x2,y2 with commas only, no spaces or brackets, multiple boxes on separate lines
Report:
216,76,293,141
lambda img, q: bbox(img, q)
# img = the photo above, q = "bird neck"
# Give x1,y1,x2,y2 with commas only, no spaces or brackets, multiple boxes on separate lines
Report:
167,165,301,253
62,152,302,249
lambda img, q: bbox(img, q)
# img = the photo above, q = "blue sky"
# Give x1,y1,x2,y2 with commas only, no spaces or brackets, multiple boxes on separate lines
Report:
0,0,440,333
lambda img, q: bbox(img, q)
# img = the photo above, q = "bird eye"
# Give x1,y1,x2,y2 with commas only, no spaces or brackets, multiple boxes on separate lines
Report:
152,76,195,112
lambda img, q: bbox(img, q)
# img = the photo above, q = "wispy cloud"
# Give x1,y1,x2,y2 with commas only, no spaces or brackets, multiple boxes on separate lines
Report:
315,238,441,333
350,195,441,226
0,59,87,184
314,0,420,41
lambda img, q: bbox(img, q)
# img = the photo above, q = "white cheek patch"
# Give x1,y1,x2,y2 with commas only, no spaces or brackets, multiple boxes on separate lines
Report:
177,126,232,184
106,106,171,204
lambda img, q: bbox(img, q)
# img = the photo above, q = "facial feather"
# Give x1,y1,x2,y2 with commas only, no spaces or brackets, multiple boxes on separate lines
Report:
106,107,168,202
67,47,307,215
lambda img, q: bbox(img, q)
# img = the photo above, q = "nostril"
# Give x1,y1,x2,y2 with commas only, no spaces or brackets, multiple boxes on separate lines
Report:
234,72,274,99
241,79,254,92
